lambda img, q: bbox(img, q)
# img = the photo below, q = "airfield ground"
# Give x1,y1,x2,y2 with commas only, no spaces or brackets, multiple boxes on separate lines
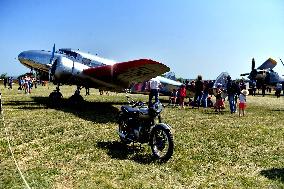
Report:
0,85,283,188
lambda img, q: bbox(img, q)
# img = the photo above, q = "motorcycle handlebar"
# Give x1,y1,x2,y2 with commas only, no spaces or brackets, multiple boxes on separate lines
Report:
126,96,146,107
126,95,165,109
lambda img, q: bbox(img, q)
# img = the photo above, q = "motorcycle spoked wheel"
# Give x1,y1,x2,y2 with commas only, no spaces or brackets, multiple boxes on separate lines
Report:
118,112,131,144
150,125,174,162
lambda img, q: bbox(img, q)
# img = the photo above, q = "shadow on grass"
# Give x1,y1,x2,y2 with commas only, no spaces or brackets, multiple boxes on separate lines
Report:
202,110,226,115
4,100,38,106
260,168,284,183
271,109,284,112
96,141,156,164
6,97,123,124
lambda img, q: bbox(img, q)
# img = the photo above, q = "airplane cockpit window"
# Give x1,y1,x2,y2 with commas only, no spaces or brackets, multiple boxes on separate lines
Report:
82,58,92,66
59,49,78,59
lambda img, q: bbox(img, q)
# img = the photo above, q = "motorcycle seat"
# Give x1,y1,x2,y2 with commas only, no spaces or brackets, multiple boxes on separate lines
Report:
121,105,139,114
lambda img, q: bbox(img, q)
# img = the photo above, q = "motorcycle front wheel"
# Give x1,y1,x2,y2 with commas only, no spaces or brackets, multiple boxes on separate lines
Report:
118,112,131,144
150,125,174,162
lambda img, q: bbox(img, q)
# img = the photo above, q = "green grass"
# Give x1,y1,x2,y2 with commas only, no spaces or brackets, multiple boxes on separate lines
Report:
0,85,284,188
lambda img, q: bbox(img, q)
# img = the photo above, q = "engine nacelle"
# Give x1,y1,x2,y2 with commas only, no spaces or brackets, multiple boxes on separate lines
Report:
53,56,90,81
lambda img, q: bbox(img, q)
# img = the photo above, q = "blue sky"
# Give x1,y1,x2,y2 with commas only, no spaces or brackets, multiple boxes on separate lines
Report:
1,0,284,80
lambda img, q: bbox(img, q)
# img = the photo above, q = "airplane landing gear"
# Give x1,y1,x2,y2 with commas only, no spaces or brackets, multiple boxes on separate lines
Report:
49,85,63,107
69,86,84,105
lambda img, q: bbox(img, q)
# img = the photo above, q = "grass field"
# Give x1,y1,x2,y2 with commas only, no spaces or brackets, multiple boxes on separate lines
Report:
0,85,284,188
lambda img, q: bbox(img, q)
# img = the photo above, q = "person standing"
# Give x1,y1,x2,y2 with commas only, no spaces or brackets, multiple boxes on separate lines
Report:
169,89,177,106
251,80,256,96
3,77,7,88
214,84,224,112
201,80,209,108
8,77,13,89
239,79,246,90
226,75,239,114
193,75,203,109
179,85,186,109
275,83,282,98
239,89,248,116
261,83,266,97
148,77,161,107
24,76,31,94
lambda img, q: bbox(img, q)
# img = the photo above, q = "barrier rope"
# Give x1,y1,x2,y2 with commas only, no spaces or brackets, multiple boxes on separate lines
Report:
0,93,31,189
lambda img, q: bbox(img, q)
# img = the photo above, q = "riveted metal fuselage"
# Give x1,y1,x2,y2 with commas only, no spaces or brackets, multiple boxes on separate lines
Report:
18,50,116,87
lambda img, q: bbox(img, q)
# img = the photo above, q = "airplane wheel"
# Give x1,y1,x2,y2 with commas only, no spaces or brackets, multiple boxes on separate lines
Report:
49,91,62,107
69,94,84,106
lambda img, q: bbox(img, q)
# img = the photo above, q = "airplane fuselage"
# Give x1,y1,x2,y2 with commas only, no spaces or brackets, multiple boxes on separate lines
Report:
18,49,118,88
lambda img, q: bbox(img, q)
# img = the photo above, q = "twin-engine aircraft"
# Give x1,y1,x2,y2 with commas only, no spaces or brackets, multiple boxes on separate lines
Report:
18,45,170,103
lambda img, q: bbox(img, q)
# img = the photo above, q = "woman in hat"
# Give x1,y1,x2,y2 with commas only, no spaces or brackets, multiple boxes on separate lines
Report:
239,89,248,116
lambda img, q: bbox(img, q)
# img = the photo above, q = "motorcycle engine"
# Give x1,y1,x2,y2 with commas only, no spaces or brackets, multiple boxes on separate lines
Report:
133,127,141,139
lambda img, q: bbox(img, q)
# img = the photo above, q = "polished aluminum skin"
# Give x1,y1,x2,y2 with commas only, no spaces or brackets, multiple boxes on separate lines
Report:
18,49,119,88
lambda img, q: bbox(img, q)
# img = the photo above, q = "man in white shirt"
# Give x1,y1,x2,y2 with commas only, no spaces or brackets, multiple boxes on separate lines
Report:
148,77,161,107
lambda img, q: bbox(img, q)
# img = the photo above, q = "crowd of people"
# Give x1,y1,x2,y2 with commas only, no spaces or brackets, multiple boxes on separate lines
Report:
18,75,39,94
2,75,42,94
154,74,251,116
3,77,13,89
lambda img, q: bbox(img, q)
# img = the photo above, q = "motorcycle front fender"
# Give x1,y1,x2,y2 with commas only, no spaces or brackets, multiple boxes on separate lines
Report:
150,123,172,133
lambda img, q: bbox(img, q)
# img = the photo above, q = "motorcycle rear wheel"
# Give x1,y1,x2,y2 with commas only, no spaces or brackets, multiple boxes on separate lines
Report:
150,125,173,162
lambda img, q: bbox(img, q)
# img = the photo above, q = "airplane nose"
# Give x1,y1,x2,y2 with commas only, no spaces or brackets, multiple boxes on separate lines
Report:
18,51,31,68
18,51,26,61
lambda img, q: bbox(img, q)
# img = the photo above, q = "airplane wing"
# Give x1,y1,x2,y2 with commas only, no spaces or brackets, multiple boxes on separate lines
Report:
83,59,170,88
257,58,277,70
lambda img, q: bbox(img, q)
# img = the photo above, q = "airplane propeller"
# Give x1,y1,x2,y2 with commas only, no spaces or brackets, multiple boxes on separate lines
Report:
241,58,259,79
252,58,255,70
48,44,56,81
240,58,255,77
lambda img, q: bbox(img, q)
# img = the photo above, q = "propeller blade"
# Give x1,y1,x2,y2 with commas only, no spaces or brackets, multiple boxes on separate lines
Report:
240,73,250,76
50,43,55,64
49,44,56,82
252,58,255,71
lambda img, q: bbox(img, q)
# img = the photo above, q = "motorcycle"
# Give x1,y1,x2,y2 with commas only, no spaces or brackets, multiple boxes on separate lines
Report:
117,96,174,162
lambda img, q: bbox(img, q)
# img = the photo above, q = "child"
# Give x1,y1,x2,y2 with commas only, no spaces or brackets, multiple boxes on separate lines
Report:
239,89,248,116
169,89,177,106
179,85,186,109
214,84,224,112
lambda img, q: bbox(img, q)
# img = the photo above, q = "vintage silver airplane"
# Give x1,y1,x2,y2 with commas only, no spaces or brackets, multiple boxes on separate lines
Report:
18,44,170,103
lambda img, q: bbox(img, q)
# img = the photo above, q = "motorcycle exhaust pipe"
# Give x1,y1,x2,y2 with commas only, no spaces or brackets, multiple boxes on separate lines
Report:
117,130,126,138
117,130,133,142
